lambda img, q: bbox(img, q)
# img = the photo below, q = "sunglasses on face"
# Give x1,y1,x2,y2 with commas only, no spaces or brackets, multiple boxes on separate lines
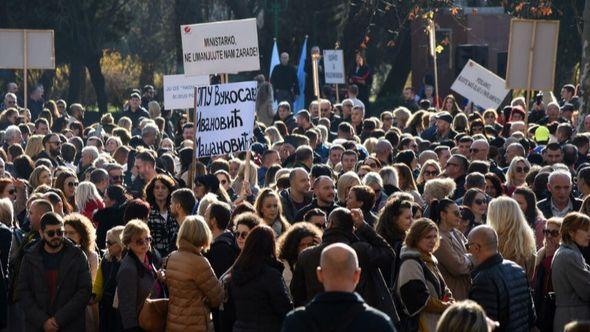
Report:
424,170,438,176
235,231,249,239
515,166,530,174
46,229,64,238
543,229,559,237
474,199,486,205
67,182,79,187
135,237,152,246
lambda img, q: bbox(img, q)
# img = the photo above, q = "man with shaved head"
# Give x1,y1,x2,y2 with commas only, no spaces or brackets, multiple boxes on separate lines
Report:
282,243,395,331
467,226,535,331
291,207,397,321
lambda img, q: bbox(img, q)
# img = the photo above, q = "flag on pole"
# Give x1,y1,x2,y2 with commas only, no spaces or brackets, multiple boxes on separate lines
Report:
293,36,308,112
269,39,280,79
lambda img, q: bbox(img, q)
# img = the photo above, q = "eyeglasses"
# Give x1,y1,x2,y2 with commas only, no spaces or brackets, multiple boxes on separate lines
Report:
67,182,79,187
46,229,64,238
235,231,249,239
543,229,560,237
474,199,486,205
134,237,152,246
423,170,439,176
515,166,530,174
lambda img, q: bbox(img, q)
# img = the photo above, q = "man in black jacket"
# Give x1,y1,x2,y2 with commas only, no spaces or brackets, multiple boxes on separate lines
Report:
18,212,91,332
270,52,299,105
467,225,535,331
291,207,397,321
280,168,312,222
282,243,395,332
204,201,238,278
34,133,65,167
537,170,582,218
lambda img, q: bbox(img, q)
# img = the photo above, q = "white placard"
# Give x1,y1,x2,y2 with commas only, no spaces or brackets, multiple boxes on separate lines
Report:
181,18,260,76
163,74,209,110
451,59,510,110
195,81,257,157
0,29,55,69
323,49,345,84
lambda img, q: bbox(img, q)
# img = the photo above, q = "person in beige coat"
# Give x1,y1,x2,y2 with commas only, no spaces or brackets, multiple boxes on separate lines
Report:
165,216,224,332
431,199,473,300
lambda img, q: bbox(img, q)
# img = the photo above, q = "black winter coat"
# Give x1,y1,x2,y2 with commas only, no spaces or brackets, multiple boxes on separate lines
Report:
18,239,92,332
230,260,293,332
94,203,127,250
205,231,239,278
291,224,396,319
537,196,583,219
281,292,395,332
469,254,536,332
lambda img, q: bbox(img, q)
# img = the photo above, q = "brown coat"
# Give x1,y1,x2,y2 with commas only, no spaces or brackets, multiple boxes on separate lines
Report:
433,228,473,300
165,240,224,332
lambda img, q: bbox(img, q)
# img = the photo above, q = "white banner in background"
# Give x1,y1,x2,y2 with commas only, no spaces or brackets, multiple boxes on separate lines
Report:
163,74,209,110
451,59,510,110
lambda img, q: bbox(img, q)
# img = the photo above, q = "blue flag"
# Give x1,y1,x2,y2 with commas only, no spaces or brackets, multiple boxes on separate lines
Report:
293,36,308,112
269,39,280,80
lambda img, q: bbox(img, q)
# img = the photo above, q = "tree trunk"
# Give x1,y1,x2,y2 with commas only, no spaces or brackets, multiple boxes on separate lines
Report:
86,54,108,114
39,70,56,98
378,25,412,98
68,60,84,103
579,0,590,129
139,62,155,86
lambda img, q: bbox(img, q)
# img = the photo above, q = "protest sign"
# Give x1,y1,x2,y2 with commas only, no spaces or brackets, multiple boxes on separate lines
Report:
163,74,209,110
451,59,510,110
506,19,559,90
323,49,345,84
0,29,54,69
181,18,260,76
194,81,257,158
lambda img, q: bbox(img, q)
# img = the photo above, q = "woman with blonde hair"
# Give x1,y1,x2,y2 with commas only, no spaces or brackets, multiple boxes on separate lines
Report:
393,107,412,130
117,116,132,132
394,163,424,206
254,188,290,236
105,136,122,155
488,196,537,282
94,225,124,331
231,159,260,204
436,300,496,332
64,213,100,331
505,157,531,196
417,160,441,194
265,126,283,144
24,135,45,158
165,216,224,331
75,181,105,221
423,178,456,205
336,171,361,206
28,165,52,190
147,100,161,119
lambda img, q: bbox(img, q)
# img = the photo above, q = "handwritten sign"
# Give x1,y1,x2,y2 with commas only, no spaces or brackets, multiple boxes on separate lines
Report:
451,60,510,110
195,81,257,157
163,74,209,110
323,49,345,84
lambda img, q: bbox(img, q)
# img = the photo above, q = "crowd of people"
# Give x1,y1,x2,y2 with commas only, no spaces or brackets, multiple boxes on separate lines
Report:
0,76,589,332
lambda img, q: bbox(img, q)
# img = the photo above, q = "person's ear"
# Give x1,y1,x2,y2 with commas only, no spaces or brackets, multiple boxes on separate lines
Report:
316,267,324,284
352,268,361,286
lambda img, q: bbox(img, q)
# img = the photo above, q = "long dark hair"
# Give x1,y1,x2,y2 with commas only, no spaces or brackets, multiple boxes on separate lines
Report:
375,198,412,246
232,225,279,271
143,174,176,211
513,187,539,227
430,198,456,225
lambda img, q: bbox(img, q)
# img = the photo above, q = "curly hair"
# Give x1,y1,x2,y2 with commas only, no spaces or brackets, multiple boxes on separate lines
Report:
277,222,322,270
63,213,96,254
143,174,176,211
375,197,413,246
